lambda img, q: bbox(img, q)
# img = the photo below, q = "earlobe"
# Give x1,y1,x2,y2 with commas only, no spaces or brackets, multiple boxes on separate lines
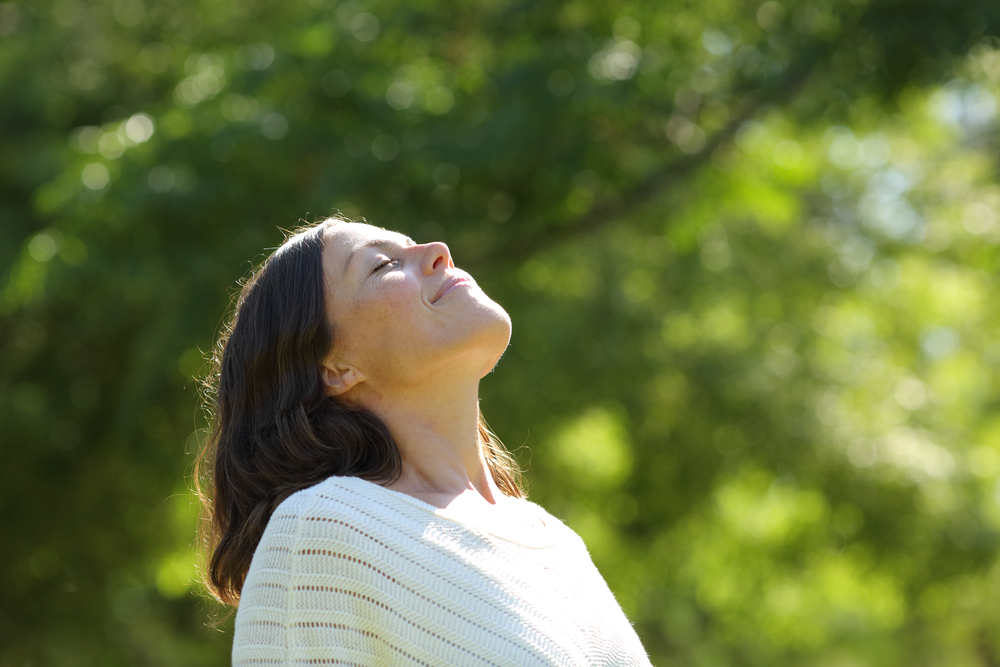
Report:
320,361,364,397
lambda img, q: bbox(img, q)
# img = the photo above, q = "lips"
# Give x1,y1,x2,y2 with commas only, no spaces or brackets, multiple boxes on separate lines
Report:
431,273,472,304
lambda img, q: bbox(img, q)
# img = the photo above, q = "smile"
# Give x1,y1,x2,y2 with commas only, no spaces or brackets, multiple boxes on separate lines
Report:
431,275,473,304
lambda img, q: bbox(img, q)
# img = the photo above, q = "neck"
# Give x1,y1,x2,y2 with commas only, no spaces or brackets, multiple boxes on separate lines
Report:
363,379,500,506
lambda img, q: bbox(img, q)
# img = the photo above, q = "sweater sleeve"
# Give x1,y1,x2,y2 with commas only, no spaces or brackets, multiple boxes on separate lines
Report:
233,486,401,667
231,491,297,666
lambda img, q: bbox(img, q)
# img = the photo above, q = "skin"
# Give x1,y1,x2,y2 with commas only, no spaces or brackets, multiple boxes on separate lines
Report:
318,221,521,518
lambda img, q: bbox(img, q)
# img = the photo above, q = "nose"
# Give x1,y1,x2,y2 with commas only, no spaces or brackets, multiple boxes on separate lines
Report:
420,242,453,274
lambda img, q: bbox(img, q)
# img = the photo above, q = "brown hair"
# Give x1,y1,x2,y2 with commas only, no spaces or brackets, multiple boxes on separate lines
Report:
194,219,524,607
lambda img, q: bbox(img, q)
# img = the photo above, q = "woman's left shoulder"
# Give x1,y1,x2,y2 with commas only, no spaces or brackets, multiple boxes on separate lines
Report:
508,497,583,543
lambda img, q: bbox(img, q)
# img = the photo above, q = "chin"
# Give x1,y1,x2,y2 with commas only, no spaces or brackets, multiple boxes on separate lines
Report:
478,303,512,376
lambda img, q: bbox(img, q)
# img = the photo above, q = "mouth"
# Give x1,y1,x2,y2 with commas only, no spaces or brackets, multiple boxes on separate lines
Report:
431,273,473,304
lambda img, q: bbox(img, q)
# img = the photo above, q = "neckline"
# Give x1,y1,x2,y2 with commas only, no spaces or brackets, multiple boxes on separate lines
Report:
336,476,558,549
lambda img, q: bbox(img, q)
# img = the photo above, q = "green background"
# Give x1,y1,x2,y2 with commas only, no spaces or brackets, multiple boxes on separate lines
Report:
3,0,1000,664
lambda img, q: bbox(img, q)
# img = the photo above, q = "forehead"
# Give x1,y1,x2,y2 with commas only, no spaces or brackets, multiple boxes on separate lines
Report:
321,222,411,276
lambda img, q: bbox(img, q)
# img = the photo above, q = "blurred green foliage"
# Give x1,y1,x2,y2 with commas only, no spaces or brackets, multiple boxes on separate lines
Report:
3,0,1000,664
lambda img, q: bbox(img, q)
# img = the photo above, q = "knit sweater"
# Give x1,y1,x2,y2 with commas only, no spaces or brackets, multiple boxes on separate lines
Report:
232,476,652,666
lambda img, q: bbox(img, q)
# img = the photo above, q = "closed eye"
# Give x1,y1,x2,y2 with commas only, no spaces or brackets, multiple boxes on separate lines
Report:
371,258,397,273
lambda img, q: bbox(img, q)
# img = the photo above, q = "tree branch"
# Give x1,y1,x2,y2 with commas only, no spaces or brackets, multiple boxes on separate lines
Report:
467,45,828,268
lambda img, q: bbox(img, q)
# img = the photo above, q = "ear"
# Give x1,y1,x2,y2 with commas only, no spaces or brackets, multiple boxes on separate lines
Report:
320,361,364,397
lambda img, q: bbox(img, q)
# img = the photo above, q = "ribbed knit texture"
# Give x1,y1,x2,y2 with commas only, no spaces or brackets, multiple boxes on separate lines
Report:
232,476,652,666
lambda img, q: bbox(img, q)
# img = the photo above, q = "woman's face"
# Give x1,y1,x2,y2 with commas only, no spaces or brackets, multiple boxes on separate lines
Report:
320,222,512,397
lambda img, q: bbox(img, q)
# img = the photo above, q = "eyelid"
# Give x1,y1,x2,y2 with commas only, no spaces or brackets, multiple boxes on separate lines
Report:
365,239,412,274
371,256,396,273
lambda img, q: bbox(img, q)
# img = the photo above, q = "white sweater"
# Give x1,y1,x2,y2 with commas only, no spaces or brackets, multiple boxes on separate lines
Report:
232,476,652,666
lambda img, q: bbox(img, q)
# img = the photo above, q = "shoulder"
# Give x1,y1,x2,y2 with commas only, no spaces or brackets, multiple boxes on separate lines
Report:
242,476,409,586
263,475,450,565
235,477,433,664
509,496,595,556
271,474,419,525
513,497,574,535
272,474,372,519
237,476,436,624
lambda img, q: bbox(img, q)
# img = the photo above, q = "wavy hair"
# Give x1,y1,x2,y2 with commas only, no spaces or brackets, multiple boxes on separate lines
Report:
194,219,524,607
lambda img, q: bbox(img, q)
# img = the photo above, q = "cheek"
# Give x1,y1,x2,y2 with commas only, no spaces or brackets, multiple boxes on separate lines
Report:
343,282,424,353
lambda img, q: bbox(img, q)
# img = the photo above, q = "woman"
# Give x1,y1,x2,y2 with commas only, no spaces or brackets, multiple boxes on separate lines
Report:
197,218,652,666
